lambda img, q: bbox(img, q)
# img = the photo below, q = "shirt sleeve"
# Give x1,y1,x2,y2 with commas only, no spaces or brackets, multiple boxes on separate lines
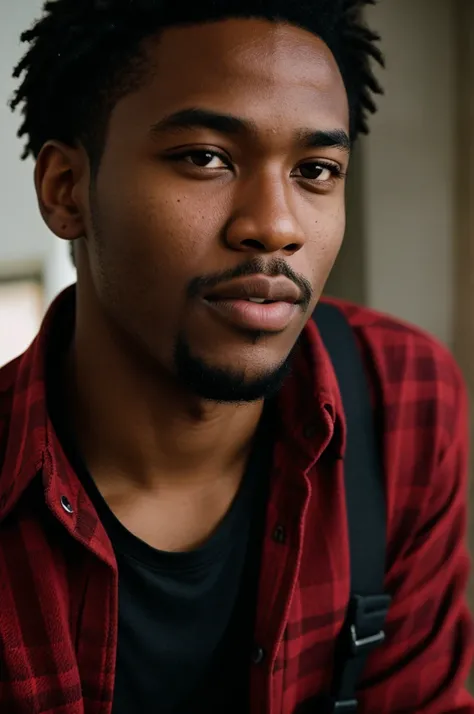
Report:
359,353,474,713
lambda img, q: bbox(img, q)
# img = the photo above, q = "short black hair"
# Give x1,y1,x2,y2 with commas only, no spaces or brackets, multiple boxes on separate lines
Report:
10,0,384,167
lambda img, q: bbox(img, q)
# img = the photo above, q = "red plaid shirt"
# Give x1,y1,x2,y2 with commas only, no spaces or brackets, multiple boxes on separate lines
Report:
0,287,472,714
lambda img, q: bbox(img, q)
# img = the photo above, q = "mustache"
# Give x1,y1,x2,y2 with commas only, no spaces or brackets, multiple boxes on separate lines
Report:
187,258,313,311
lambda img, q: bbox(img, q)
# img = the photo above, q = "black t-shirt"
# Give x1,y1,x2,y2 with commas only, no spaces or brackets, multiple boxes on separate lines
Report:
47,350,273,714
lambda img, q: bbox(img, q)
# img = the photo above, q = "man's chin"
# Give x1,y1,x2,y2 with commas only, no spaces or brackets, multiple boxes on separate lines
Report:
173,336,293,403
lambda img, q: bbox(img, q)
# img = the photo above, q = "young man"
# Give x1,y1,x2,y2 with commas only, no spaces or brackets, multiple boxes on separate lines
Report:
2,0,472,712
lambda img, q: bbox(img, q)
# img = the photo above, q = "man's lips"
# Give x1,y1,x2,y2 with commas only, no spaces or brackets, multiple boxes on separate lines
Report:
203,275,302,305
203,298,298,332
201,275,303,332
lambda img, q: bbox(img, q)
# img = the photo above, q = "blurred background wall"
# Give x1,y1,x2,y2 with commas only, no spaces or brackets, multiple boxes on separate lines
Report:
0,0,472,686
0,0,76,338
327,0,456,347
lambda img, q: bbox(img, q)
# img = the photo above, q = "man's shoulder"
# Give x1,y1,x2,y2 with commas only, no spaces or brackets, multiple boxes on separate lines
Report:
321,296,465,398
322,295,451,350
319,298,469,530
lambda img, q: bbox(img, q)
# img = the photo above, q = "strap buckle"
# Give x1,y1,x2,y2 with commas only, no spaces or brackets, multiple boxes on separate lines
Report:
346,593,391,657
350,624,385,653
328,593,391,713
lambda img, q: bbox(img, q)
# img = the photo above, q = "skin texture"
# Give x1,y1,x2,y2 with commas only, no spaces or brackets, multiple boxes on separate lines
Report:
35,19,350,550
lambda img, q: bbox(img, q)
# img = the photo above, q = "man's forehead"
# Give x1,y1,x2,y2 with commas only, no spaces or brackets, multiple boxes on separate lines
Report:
128,19,349,135
144,18,342,90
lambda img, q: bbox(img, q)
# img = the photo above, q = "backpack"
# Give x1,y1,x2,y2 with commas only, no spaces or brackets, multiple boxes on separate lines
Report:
308,302,392,713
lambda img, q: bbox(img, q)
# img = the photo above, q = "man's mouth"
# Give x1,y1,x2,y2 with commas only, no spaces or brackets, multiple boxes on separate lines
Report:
208,296,275,304
201,276,302,333
203,275,302,305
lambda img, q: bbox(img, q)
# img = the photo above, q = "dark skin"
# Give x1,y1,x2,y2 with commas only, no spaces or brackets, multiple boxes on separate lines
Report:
35,19,350,551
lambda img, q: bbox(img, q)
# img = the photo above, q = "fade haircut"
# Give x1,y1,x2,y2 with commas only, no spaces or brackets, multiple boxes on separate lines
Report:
10,0,384,171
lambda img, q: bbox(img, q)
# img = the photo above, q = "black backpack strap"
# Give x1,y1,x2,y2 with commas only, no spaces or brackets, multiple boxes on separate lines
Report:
313,302,391,713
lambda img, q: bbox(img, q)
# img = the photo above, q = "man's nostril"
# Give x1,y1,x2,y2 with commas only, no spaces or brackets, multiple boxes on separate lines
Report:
240,238,266,250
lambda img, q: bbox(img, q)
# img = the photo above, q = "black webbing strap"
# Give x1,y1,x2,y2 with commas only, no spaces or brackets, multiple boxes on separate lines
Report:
313,302,391,713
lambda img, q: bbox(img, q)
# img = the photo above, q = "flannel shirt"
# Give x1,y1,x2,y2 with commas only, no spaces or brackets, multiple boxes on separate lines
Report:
0,286,472,713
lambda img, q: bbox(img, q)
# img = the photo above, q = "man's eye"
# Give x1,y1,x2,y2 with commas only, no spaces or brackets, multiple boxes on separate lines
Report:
182,151,229,169
295,162,341,182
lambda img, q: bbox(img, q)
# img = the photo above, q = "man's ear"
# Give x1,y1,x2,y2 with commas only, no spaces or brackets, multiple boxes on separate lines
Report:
34,141,89,242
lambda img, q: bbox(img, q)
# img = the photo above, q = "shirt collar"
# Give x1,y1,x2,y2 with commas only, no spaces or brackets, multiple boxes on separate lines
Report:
276,314,345,469
0,286,345,522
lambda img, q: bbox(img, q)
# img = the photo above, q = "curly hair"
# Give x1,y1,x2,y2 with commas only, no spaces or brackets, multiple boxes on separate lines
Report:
10,0,384,167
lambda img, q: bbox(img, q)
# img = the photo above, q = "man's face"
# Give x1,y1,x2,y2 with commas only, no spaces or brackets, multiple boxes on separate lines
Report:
71,19,350,401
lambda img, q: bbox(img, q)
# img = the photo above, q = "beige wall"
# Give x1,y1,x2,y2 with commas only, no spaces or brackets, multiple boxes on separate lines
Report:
454,0,474,388
364,0,456,346
324,142,367,305
327,0,457,346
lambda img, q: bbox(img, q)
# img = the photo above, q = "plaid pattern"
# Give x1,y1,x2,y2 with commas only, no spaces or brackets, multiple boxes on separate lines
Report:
0,287,472,713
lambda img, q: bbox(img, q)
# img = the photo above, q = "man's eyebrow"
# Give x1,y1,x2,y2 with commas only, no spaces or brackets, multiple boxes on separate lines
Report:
297,128,351,153
150,108,252,137
150,107,351,153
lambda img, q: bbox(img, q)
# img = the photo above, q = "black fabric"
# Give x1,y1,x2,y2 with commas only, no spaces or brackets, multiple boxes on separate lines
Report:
313,303,390,713
86,417,271,714
89,414,272,714
46,342,274,714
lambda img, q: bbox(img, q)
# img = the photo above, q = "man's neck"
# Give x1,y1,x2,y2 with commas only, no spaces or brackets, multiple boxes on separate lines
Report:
67,307,264,493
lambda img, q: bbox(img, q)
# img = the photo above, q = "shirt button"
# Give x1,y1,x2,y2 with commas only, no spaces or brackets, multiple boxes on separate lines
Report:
60,495,74,514
251,646,265,665
272,525,286,544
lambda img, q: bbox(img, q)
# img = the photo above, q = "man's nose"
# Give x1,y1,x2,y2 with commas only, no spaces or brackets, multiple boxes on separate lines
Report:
224,174,306,256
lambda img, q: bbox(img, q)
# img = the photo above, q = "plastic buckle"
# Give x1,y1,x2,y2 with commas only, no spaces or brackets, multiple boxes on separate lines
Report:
347,594,391,657
349,622,385,655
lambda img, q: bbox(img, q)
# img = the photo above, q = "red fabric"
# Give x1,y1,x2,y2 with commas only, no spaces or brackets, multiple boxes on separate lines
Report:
0,287,472,714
